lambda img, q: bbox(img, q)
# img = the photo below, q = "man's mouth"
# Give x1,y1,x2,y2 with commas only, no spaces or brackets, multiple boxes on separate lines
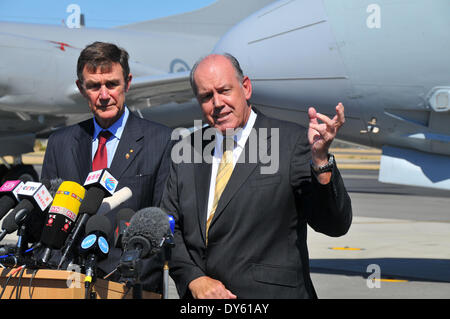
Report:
214,112,231,122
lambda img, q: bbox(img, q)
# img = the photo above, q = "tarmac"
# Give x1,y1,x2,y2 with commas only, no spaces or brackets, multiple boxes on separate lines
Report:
2,144,449,299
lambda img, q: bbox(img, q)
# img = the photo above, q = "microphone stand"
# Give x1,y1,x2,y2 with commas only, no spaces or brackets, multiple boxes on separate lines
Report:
118,249,143,299
161,234,174,299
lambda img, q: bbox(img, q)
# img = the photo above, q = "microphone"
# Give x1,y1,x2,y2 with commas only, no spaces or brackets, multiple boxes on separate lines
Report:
11,181,53,256
15,181,53,213
121,207,170,258
0,180,25,221
0,210,20,242
58,169,118,269
96,187,132,216
114,208,134,249
79,215,112,290
39,181,86,265
24,178,64,245
118,207,170,298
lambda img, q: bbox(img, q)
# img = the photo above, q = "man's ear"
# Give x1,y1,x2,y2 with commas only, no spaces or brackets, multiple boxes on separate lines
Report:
125,74,132,92
242,76,252,101
76,79,86,97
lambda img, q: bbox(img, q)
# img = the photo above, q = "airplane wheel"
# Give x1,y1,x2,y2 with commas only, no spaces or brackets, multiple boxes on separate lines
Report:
1,164,39,184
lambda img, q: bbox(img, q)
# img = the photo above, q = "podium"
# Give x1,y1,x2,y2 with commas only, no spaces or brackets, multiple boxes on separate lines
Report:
0,268,161,299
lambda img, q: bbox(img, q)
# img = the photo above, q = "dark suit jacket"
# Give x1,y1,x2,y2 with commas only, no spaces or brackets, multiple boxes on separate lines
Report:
161,111,352,299
41,110,173,293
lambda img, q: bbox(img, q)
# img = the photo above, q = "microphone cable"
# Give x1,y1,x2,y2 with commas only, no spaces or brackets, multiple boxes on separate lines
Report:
15,266,26,299
0,264,25,299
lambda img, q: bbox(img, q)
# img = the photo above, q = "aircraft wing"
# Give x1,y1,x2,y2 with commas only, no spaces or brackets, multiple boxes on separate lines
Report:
127,71,193,108
67,70,194,110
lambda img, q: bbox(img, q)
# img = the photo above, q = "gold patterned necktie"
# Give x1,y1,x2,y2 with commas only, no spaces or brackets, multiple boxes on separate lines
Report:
206,138,235,244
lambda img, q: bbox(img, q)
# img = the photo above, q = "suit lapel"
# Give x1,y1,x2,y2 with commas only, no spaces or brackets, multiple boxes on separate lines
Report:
110,113,144,179
209,112,273,230
194,127,214,243
73,120,93,184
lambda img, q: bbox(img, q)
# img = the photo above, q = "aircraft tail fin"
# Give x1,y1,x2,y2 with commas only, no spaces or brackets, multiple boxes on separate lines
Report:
117,0,275,37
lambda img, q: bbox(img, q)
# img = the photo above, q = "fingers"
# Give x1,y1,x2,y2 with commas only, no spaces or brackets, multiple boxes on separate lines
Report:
189,276,237,299
307,103,346,153
309,103,345,130
308,107,318,124
335,102,345,127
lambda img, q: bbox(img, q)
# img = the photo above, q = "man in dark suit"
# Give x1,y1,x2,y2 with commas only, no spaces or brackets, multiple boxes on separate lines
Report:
41,42,172,293
161,53,352,299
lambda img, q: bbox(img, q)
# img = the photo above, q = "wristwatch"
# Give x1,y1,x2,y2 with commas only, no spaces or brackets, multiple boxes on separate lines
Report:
311,154,334,174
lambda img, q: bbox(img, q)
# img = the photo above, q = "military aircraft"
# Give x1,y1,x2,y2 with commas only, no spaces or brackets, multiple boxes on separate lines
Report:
2,0,450,192
213,0,450,191
0,0,274,182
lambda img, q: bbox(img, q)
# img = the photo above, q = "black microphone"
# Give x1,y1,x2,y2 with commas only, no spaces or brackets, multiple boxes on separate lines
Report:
114,208,135,249
79,215,113,290
11,181,53,256
121,207,170,258
118,207,170,298
39,181,86,265
58,169,118,269
0,210,20,242
0,180,25,221
24,178,63,245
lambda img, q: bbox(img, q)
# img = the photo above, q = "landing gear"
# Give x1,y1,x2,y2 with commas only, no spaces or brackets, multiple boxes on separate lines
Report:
1,164,39,183
0,160,39,184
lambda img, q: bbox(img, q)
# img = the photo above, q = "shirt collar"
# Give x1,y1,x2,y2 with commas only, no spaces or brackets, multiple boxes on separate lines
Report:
215,108,257,151
93,106,129,141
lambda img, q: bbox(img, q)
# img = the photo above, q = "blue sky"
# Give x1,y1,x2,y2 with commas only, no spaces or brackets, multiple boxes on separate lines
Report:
0,0,216,28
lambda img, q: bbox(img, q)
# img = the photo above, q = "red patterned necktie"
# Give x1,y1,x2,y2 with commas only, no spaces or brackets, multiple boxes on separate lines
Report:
92,130,112,171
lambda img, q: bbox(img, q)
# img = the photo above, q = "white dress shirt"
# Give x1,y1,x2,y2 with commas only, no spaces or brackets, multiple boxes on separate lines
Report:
206,109,257,221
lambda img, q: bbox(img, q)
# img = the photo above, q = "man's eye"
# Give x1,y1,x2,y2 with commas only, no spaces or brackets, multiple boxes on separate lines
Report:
85,83,100,91
199,93,212,101
106,82,120,89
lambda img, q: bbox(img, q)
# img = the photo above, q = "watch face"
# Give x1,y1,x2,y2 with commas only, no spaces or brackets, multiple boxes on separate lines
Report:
312,154,334,173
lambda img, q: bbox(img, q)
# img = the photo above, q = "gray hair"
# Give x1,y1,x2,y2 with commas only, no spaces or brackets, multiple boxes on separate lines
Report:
189,53,244,97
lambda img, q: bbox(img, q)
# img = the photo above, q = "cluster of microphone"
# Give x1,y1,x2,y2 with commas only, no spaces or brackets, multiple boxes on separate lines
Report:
0,168,175,298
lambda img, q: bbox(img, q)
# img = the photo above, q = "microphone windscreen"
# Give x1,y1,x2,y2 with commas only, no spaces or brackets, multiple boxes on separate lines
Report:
79,186,106,216
2,211,18,233
0,196,16,219
122,207,170,256
40,181,86,249
48,178,64,197
12,199,35,221
86,215,112,239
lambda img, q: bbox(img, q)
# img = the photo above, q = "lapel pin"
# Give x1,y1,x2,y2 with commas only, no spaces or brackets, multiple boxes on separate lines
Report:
125,153,130,159
130,149,134,153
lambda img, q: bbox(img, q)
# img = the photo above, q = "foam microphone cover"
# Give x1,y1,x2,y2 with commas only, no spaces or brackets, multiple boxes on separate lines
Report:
48,178,64,197
86,214,113,239
0,211,19,241
13,199,35,224
0,196,16,220
2,211,19,233
19,179,62,244
79,186,107,216
40,181,86,249
122,207,170,257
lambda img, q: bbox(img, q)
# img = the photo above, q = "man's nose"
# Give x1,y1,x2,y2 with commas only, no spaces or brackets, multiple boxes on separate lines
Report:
99,85,110,99
213,92,224,108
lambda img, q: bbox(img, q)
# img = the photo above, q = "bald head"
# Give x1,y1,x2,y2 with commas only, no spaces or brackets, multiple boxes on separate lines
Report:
190,53,244,97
